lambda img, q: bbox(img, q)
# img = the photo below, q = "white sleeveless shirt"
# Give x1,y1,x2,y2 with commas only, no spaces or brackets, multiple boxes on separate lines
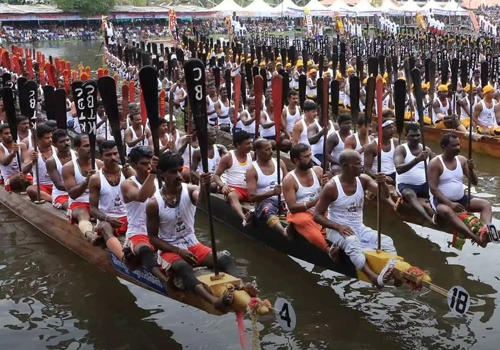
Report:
126,126,149,155
125,176,158,238
198,144,221,173
218,99,231,125
97,169,126,219
252,159,282,194
478,99,497,127
371,139,396,175
327,175,365,231
289,168,321,213
298,119,310,145
0,143,20,179
155,184,198,249
260,111,276,138
432,98,449,123
310,121,335,156
241,109,256,134
225,150,252,188
331,131,350,162
395,143,428,186
430,156,464,202
33,146,56,185
52,150,77,201
68,161,96,205
285,106,301,133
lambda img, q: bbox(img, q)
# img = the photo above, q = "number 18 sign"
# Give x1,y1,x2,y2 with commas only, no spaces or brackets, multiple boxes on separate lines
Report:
447,285,470,315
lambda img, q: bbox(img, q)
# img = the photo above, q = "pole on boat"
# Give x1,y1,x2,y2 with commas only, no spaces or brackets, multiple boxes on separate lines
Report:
254,75,263,139
272,74,283,215
411,68,428,184
233,74,241,136
321,77,328,172
184,58,222,279
394,79,406,144
375,76,383,251
26,80,44,204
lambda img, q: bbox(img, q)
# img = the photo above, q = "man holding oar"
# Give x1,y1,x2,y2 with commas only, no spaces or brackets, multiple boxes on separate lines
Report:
146,151,258,312
313,149,397,288
428,133,493,247
0,124,30,192
46,129,74,210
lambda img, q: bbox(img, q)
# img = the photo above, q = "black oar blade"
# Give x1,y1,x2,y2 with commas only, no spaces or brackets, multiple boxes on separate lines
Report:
411,68,425,124
184,59,209,173
394,79,407,137
460,59,468,89
97,76,125,164
1,87,18,141
25,80,38,122
428,61,436,96
54,89,67,130
481,61,489,87
365,77,376,124
298,74,307,109
43,85,56,121
349,76,360,125
138,66,160,156
451,58,459,92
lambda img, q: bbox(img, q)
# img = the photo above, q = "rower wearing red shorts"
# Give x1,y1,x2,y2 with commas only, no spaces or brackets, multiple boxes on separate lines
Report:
62,134,103,240
213,130,254,225
121,146,166,282
26,124,55,203
146,151,257,312
46,129,75,210
89,140,133,260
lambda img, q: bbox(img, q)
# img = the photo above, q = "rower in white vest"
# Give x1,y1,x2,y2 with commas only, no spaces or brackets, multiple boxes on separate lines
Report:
344,115,373,169
313,149,398,289
363,119,397,184
326,114,352,175
46,129,75,210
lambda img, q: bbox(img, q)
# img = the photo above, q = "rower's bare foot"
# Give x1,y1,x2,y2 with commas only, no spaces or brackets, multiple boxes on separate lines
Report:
328,244,340,261
282,225,294,241
214,288,234,313
85,231,104,246
244,282,259,297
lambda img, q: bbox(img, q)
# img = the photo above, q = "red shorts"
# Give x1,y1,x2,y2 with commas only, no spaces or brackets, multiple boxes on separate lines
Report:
96,216,128,237
228,186,250,202
53,194,69,207
68,202,90,224
128,234,155,251
159,243,212,267
39,184,53,195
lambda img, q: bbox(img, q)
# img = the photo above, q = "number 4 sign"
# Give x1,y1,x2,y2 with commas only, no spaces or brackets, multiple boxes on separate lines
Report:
447,286,471,315
274,298,297,332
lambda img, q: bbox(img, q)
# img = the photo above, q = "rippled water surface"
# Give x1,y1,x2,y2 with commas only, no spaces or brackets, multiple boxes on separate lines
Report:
2,41,500,349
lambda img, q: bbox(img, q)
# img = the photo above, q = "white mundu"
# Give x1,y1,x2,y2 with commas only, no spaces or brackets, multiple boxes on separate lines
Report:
125,176,158,239
395,143,428,190
326,175,396,269
155,184,198,249
224,150,252,188
430,156,465,210
289,169,320,213
97,169,126,219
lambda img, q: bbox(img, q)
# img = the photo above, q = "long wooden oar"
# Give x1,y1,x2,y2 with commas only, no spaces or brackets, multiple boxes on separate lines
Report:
394,79,406,144
254,75,263,138
185,58,222,279
82,80,98,169
321,77,328,171
26,80,43,204
272,75,283,214
233,74,241,135
138,66,161,188
1,87,23,187
411,68,428,183
375,76,383,251
98,76,126,166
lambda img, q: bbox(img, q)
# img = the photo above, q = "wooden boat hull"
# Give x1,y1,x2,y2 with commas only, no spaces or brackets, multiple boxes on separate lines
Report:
421,125,500,159
0,186,250,316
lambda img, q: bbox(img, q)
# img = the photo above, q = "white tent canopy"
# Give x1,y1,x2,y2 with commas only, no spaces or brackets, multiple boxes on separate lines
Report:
378,0,401,15
274,0,304,16
303,0,330,14
397,0,422,15
213,0,244,13
438,1,468,16
243,0,280,16
420,0,442,14
350,0,380,16
327,0,353,15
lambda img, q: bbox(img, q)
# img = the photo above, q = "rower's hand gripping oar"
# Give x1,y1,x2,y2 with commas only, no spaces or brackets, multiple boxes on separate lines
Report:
97,76,126,166
138,66,162,188
184,58,223,279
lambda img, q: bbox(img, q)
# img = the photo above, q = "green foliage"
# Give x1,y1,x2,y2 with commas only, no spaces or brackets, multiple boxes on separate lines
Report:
53,0,116,16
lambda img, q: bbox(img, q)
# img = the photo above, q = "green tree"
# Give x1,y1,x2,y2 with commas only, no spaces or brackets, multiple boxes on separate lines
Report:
54,0,116,17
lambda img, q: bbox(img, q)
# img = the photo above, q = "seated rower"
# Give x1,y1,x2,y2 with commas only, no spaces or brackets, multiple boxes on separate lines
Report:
473,85,497,135
313,150,398,288
191,127,227,191
246,139,288,238
46,129,74,210
146,151,258,312
283,143,330,254
281,90,301,140
26,124,55,203
62,134,104,240
239,97,257,140
0,124,30,192
428,133,492,247
121,146,165,280
291,99,316,145
394,123,434,224
149,118,174,154
89,140,134,258
325,114,352,175
214,131,254,225
307,101,335,165
344,115,373,170
214,87,231,132
259,95,276,141
363,119,398,185
124,105,151,155
432,85,465,131
177,128,200,183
